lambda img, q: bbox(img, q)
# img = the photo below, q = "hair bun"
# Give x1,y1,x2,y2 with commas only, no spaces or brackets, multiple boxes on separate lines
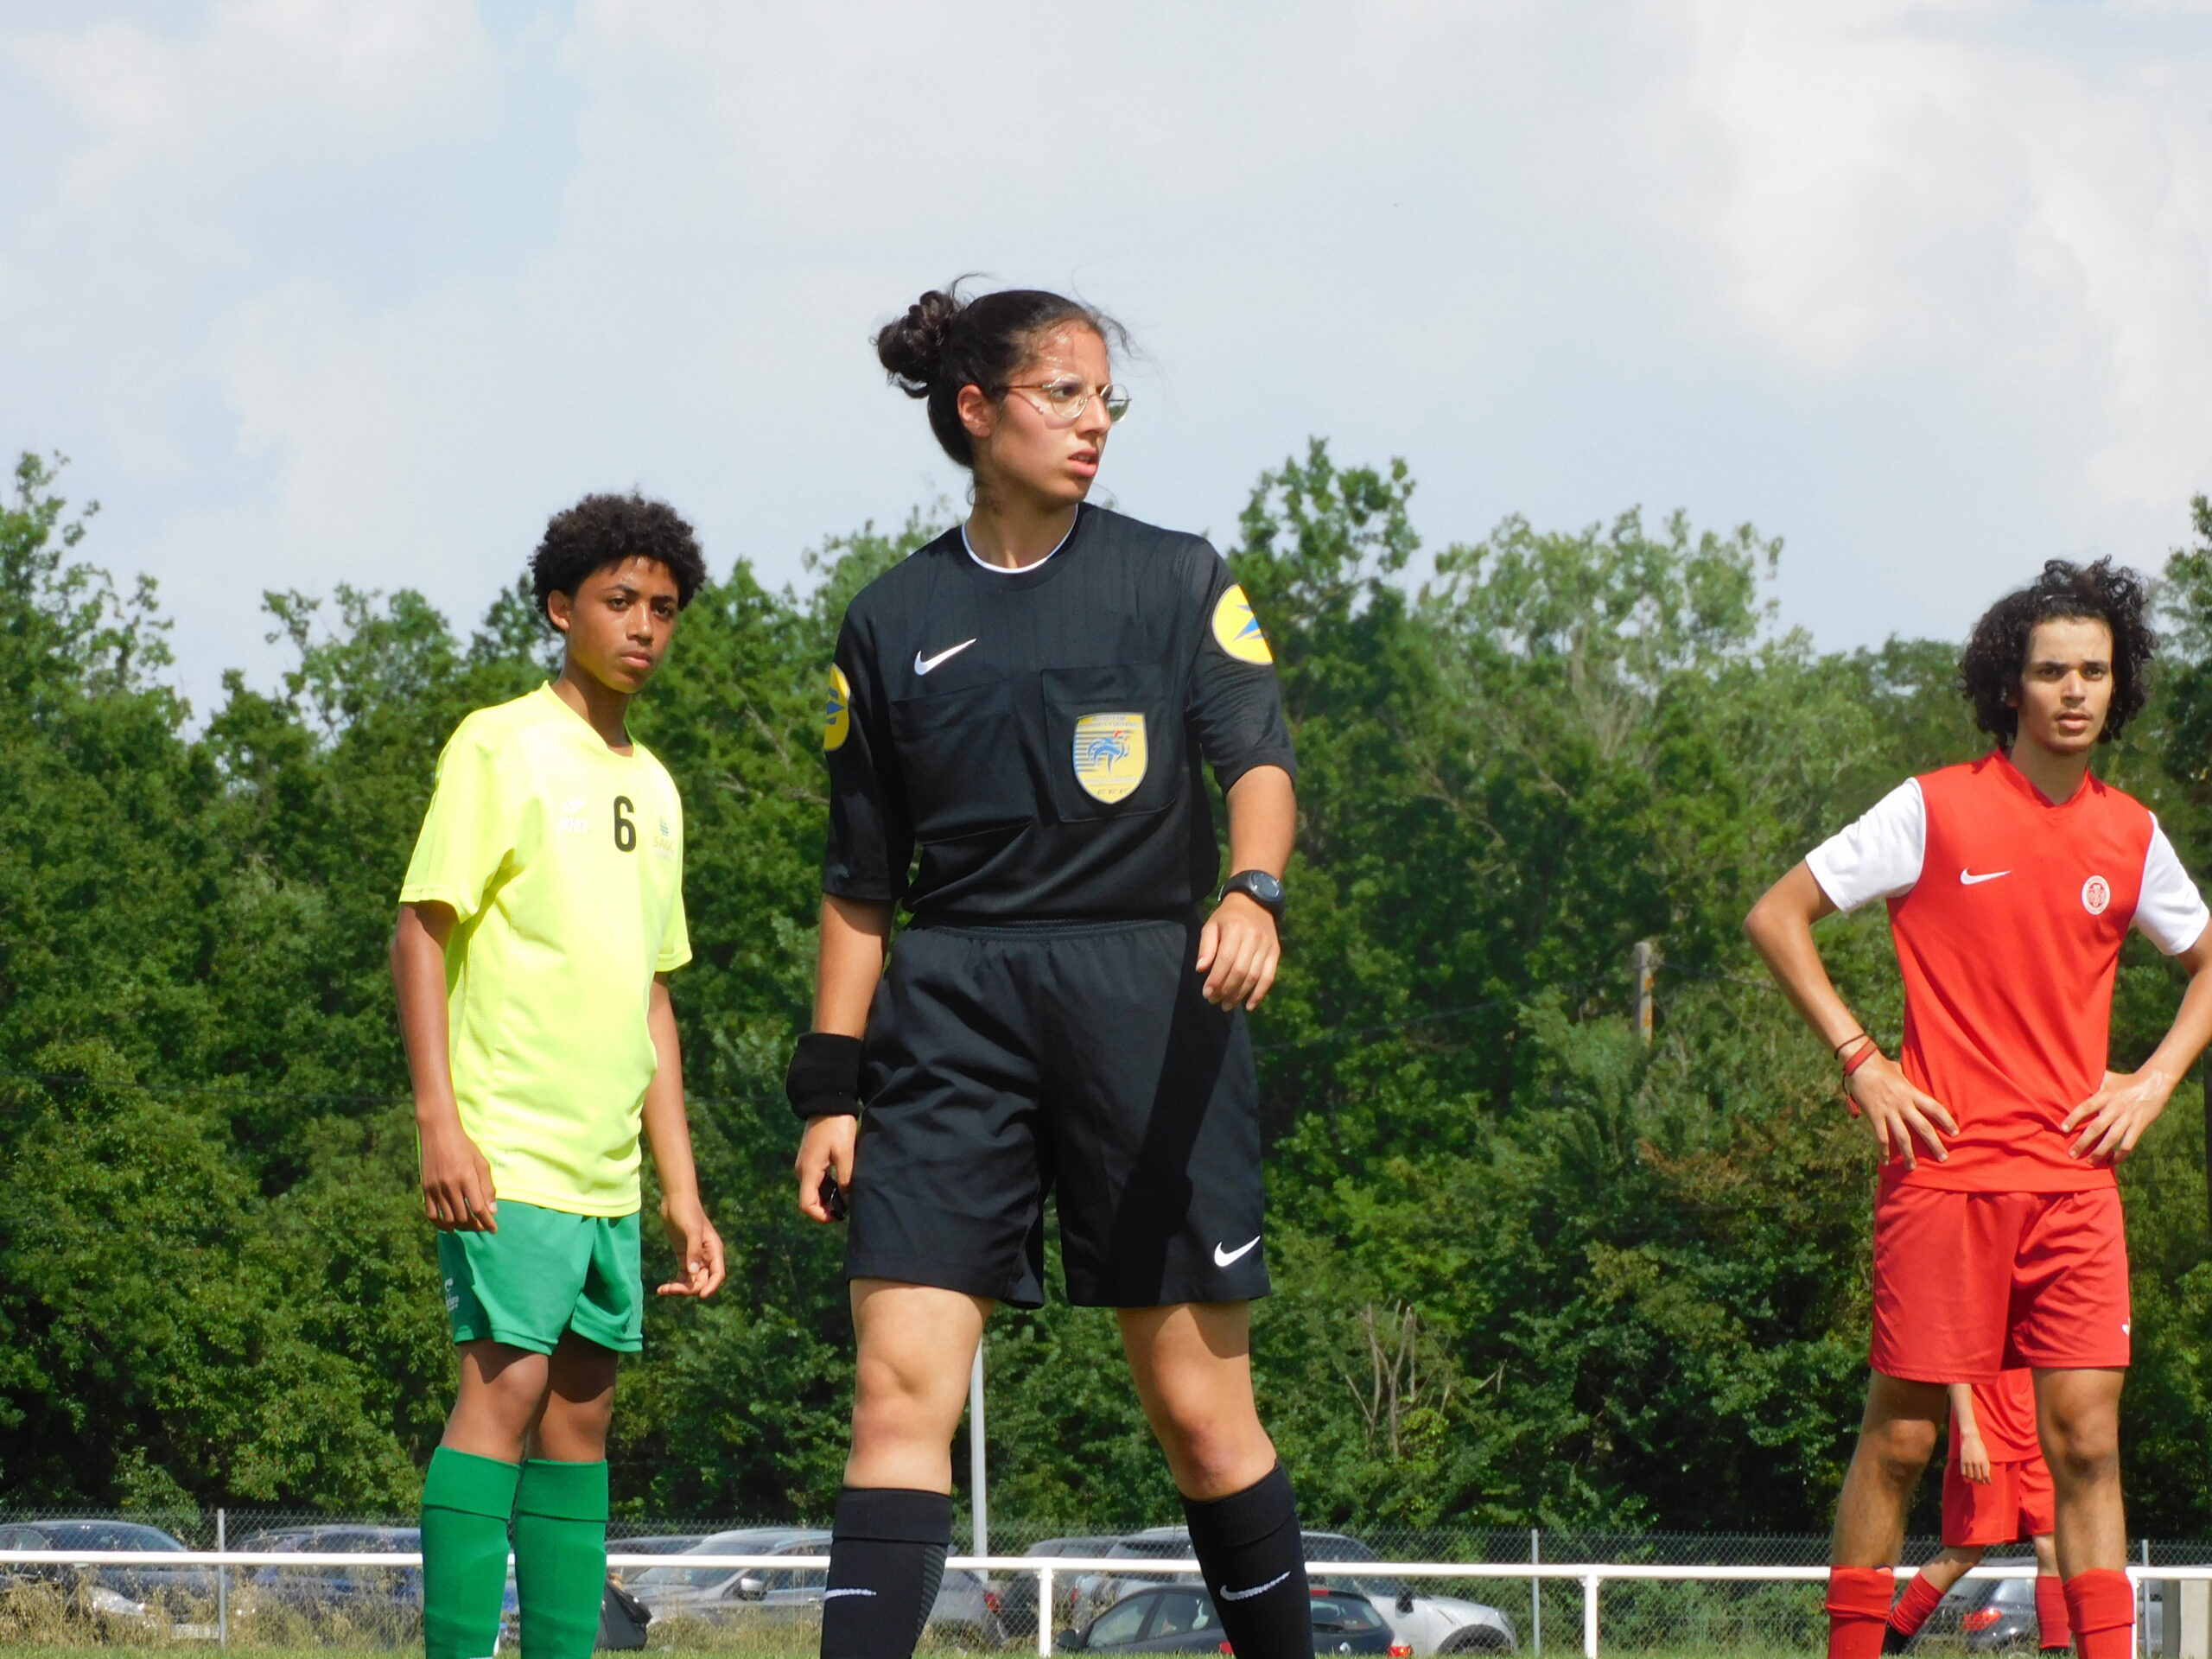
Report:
874,287,964,397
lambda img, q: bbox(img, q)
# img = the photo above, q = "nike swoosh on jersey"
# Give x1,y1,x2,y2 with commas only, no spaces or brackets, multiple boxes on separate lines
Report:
1213,1236,1261,1268
1221,1571,1292,1601
914,639,978,675
1959,869,2011,885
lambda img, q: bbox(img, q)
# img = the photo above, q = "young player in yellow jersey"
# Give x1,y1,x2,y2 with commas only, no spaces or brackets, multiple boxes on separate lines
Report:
391,493,727,1659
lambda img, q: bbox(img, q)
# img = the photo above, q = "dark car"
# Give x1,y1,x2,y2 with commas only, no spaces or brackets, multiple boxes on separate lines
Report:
22,1520,213,1616
1000,1535,1122,1639
1915,1573,2039,1653
234,1524,424,1621
1304,1531,1516,1654
232,1524,530,1645
0,1523,59,1590
1065,1583,1398,1655
1071,1529,1196,1622
0,1523,111,1615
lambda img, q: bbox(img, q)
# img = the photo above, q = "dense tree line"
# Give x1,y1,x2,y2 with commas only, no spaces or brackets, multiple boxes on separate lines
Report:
2,449,2208,1537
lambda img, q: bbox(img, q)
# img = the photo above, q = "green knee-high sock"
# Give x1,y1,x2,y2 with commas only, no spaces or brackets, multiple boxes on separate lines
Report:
513,1459,608,1659
422,1447,520,1659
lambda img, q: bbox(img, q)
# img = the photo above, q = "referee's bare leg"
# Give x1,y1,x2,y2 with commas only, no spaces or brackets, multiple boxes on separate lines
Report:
845,1280,993,1490
1121,1303,1313,1658
820,1281,988,1659
1117,1301,1272,1497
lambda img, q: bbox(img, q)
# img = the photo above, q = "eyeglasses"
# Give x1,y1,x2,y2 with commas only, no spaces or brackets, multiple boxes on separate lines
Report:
1002,376,1132,425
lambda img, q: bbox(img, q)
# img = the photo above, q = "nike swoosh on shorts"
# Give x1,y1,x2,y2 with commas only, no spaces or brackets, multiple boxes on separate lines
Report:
914,639,978,675
1222,1571,1293,1601
823,1588,878,1600
1214,1237,1261,1268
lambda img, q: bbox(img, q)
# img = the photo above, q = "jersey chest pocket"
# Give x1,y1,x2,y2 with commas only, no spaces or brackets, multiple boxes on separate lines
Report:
887,678,1031,841
1040,665,1176,823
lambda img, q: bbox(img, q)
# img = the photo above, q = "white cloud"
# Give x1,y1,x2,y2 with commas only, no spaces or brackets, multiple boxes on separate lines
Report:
13,0,494,205
3,0,2211,715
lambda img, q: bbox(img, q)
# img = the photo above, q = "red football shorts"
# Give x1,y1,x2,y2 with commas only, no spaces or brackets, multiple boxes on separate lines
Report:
1942,1456,2056,1547
1870,1185,2130,1381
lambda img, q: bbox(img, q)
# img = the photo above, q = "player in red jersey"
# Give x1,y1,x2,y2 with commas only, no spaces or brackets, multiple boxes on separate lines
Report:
1883,1370,2066,1653
1745,559,2212,1659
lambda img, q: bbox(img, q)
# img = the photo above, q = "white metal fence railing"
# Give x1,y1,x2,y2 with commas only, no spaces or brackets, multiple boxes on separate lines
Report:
7,1548,2212,1656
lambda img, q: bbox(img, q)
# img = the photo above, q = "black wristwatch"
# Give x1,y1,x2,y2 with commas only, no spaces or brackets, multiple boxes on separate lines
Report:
1218,869,1285,924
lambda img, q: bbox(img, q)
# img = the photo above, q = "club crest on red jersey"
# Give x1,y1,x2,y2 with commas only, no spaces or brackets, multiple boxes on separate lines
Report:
2082,874,2111,915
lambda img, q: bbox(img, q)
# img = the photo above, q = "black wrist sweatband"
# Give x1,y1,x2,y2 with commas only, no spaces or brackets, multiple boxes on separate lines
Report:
786,1032,863,1122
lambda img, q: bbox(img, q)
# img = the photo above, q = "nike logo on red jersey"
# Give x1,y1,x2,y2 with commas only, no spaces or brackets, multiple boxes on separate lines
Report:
1959,869,2011,885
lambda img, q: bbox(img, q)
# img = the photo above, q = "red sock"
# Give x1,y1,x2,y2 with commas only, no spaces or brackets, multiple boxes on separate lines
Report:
1887,1570,1946,1639
1826,1567,1896,1659
2032,1574,2071,1649
2063,1569,2133,1659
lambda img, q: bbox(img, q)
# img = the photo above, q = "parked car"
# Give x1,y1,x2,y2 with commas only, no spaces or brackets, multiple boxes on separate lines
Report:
626,1528,825,1619
1063,1583,1399,1655
1073,1528,1515,1656
1304,1532,1517,1654
999,1535,1122,1639
0,1522,149,1622
606,1534,709,1575
1887,1570,2046,1654
632,1529,1003,1647
18,1520,214,1618
233,1524,424,1623
1070,1528,1194,1620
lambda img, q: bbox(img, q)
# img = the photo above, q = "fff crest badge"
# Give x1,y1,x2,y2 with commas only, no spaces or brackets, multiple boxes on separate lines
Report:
1072,713,1147,804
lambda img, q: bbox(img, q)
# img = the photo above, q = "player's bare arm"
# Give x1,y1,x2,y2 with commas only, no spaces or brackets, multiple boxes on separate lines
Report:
1949,1382,1992,1482
391,898,499,1231
794,894,892,1222
642,973,725,1297
2063,927,2212,1163
1197,763,1294,1011
1744,862,1957,1166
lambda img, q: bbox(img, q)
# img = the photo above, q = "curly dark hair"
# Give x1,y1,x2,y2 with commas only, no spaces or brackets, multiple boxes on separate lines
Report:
1958,557,2154,746
530,492,707,625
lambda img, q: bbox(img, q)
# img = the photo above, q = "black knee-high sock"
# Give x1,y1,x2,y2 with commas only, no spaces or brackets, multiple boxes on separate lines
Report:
1182,1463,1313,1659
819,1487,952,1659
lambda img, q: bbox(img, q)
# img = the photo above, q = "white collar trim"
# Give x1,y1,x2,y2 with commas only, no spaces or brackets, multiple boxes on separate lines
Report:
962,517,1073,575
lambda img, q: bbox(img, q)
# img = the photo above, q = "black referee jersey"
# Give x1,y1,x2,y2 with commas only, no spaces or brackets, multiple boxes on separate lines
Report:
821,504,1296,918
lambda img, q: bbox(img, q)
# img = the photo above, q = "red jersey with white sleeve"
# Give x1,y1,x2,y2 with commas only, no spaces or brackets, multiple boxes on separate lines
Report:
1807,751,2208,1193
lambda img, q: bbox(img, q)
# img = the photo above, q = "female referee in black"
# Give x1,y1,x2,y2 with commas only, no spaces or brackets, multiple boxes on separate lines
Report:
784,283,1312,1659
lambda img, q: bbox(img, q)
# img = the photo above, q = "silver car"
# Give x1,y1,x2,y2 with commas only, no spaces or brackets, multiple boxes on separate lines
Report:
1073,1528,1516,1655
630,1529,1004,1648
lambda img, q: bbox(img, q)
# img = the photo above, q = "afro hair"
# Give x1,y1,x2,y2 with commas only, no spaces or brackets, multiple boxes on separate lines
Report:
1958,557,2154,747
530,493,707,626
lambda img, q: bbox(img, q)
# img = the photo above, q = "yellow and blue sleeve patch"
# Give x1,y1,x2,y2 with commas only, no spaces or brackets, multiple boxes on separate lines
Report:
1211,584,1274,664
823,665,852,752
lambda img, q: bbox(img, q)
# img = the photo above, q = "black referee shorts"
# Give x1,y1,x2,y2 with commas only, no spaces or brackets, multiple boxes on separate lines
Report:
846,917,1269,1310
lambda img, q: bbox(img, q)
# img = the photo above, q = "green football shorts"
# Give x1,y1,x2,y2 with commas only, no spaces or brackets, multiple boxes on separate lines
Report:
437,1201,644,1355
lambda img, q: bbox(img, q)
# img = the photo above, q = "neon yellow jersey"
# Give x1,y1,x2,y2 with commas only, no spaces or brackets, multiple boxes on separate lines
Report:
400,685,690,1217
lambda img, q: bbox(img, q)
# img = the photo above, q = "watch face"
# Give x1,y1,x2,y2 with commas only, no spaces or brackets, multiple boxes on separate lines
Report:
1239,872,1283,902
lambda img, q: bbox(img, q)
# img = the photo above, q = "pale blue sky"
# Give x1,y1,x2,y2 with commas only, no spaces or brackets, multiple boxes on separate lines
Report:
4,2,2211,715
